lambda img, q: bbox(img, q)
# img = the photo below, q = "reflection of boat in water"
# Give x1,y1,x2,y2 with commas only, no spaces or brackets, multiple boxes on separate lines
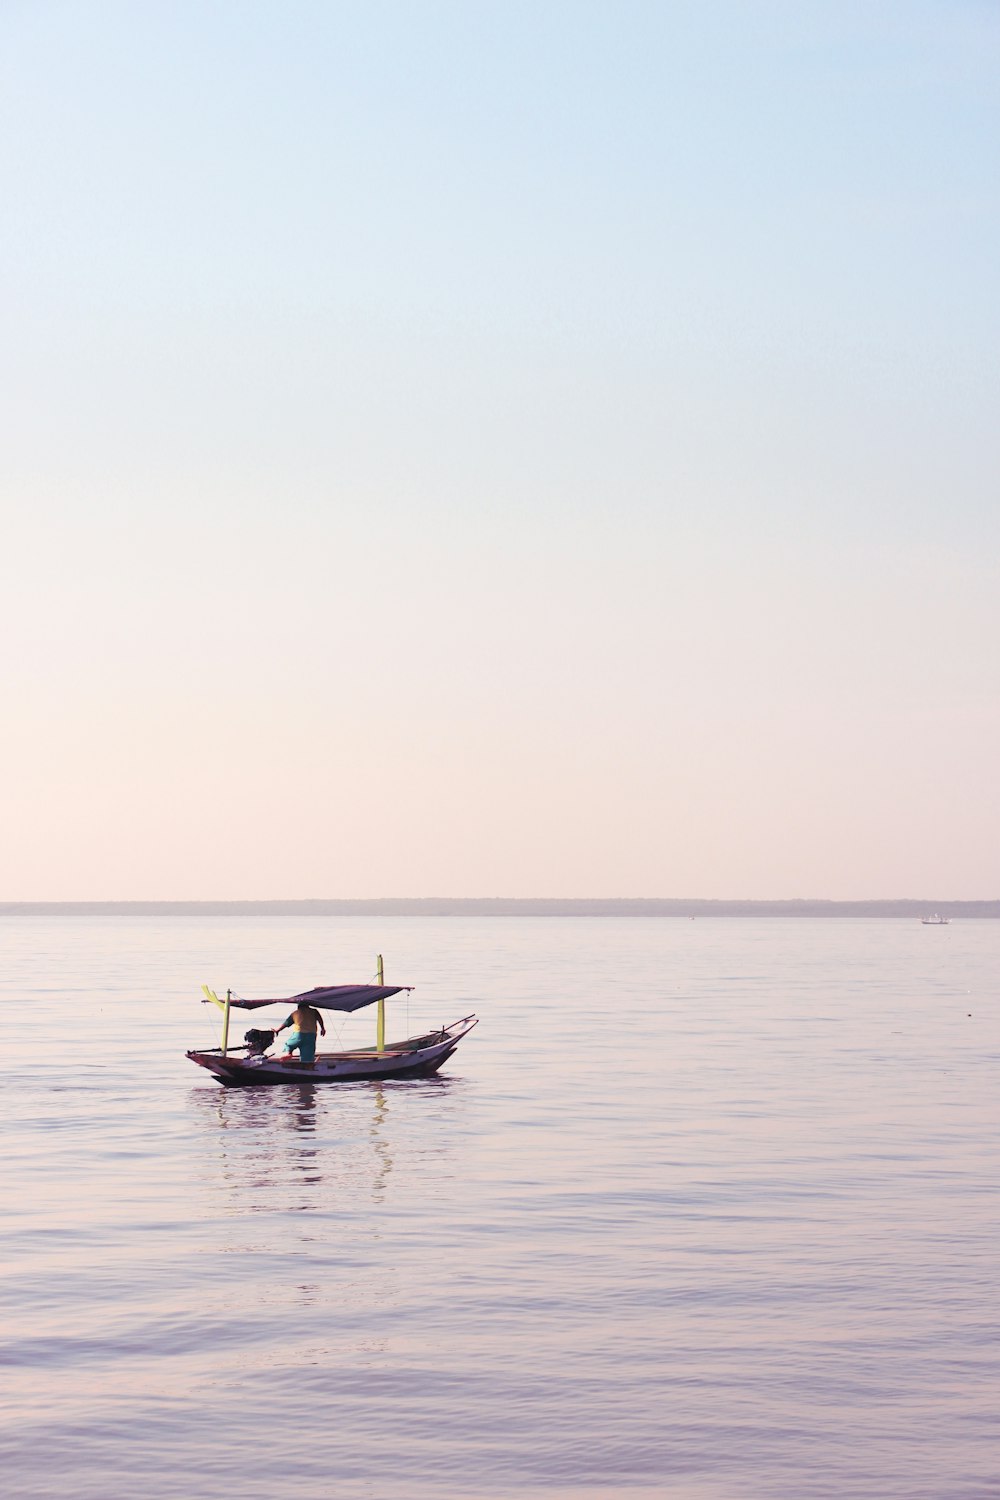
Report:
921,914,950,925
186,955,478,1087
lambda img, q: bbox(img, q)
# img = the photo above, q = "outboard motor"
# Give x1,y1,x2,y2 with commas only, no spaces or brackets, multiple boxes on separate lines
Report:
244,1027,276,1056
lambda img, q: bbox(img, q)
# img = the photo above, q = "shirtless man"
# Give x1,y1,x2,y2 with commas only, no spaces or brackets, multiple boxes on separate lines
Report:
274,1002,326,1064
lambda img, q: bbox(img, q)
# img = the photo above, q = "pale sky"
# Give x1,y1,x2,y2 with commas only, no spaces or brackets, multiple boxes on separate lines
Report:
2,1,998,900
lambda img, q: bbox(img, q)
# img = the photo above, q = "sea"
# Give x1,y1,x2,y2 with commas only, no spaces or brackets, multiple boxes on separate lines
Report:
2,916,998,1500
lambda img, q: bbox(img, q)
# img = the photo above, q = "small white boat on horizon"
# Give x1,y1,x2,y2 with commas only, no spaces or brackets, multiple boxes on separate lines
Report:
921,914,950,925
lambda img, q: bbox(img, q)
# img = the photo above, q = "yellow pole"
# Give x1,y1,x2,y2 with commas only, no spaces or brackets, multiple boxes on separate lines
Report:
376,955,385,1053
221,988,232,1056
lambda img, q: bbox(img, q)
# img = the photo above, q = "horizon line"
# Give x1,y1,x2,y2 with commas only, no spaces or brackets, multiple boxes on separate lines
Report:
1,896,998,917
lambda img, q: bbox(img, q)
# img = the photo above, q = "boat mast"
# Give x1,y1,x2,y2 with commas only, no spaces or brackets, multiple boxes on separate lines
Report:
221,988,232,1056
376,954,385,1053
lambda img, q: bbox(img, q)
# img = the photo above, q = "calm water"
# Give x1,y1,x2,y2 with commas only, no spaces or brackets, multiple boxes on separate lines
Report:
2,917,998,1499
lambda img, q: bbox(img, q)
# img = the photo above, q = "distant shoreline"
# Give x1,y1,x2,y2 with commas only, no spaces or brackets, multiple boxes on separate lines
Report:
1,899,998,918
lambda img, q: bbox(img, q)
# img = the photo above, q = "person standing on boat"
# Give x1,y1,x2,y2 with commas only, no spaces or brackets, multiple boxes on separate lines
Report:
274,1002,326,1064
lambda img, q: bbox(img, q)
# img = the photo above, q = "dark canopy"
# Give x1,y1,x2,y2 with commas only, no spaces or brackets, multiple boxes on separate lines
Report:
230,984,412,1014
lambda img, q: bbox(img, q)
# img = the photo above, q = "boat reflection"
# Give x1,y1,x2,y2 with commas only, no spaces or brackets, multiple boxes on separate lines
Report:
190,1078,465,1319
190,1077,463,1215
369,1083,391,1200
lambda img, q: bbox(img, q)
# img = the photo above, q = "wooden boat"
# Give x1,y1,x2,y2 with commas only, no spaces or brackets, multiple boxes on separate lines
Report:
186,956,478,1088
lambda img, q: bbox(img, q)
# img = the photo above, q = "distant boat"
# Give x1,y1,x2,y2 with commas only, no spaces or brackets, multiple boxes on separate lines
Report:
921,914,950,925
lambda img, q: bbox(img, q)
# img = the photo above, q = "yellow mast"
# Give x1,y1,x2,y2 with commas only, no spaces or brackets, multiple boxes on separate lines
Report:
200,985,233,1056
376,954,385,1053
221,988,232,1056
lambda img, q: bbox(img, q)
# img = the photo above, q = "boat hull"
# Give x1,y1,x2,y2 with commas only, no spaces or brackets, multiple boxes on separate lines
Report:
186,1016,477,1087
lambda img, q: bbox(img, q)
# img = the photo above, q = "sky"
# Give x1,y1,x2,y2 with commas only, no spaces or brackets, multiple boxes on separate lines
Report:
2,0,998,900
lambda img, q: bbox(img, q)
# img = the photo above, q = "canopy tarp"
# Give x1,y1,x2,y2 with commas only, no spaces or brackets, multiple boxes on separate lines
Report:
228,984,412,1014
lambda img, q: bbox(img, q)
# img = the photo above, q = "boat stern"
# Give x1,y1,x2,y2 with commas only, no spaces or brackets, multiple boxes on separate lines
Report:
185,1049,249,1083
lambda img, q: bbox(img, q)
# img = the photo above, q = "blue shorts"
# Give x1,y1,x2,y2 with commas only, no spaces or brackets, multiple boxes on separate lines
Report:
284,1031,317,1063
